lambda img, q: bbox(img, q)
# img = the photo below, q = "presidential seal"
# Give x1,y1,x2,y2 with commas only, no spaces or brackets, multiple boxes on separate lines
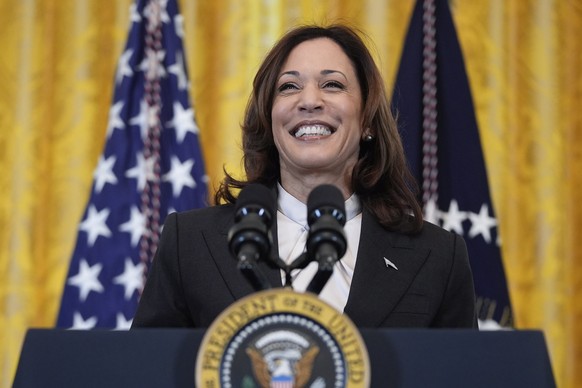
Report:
196,288,370,387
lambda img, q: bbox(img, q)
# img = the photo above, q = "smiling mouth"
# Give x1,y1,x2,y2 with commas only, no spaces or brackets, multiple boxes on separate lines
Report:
292,124,333,138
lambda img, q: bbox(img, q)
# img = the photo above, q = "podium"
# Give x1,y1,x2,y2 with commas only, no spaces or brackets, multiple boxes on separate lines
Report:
13,328,555,387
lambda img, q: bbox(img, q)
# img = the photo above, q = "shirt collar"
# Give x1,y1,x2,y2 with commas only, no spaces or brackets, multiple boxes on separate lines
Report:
277,182,362,226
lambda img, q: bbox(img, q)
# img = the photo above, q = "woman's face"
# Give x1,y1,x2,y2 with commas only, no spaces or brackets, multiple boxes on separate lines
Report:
271,38,363,183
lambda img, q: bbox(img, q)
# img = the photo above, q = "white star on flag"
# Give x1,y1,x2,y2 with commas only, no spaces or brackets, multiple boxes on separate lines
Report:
168,51,188,90
441,199,467,235
113,258,145,300
106,101,125,139
115,313,133,330
125,152,148,191
167,101,198,142
163,156,196,196
116,49,134,84
129,3,141,23
119,206,146,247
93,155,118,193
71,312,98,330
129,100,149,142
68,259,104,301
468,203,497,243
79,205,112,246
173,14,184,37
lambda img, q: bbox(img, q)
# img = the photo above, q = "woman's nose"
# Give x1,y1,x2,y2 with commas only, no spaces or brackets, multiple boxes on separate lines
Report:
298,84,323,112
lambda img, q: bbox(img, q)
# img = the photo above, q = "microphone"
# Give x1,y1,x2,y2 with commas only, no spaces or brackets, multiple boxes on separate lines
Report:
228,184,275,291
305,184,347,295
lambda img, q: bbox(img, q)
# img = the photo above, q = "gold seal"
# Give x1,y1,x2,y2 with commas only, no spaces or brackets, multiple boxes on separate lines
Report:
196,288,370,387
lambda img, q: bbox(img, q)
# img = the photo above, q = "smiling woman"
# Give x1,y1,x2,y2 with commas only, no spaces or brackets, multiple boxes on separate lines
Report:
132,24,478,331
215,25,424,233
271,38,364,199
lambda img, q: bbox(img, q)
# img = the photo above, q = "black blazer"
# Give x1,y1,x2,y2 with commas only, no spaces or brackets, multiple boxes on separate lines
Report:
132,204,477,329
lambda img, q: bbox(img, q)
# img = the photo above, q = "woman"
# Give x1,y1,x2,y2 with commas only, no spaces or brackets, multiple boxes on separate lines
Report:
132,24,477,329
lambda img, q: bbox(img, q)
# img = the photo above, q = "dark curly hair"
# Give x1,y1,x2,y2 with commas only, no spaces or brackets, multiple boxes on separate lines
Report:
215,24,422,233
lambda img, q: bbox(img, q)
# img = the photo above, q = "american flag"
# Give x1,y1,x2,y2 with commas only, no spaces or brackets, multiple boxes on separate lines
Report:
56,0,208,330
392,0,512,328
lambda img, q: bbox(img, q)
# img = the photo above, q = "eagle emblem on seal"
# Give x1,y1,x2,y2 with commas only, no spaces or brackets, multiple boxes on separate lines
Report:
246,330,320,388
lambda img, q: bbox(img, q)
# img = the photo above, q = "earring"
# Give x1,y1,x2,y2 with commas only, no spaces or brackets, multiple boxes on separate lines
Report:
363,134,374,142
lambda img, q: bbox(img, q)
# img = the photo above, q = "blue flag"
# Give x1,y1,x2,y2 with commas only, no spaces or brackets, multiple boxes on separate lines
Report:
392,0,512,327
57,0,208,329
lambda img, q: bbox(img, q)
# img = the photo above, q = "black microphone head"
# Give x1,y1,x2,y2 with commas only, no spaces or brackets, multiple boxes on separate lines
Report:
307,184,346,226
235,183,276,225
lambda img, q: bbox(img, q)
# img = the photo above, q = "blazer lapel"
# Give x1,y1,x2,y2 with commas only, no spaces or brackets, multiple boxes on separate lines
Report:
344,210,430,327
202,205,282,301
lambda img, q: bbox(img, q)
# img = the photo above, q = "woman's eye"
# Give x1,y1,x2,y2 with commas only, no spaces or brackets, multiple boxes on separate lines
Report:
323,81,344,89
278,83,298,92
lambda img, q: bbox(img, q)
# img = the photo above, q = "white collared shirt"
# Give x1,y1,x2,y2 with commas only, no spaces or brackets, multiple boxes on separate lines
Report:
276,183,362,312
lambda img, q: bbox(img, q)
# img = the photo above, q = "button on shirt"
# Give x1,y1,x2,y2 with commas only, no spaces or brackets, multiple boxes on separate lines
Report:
276,184,362,313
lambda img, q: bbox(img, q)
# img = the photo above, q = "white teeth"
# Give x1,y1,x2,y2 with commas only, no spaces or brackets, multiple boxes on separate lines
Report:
294,125,332,138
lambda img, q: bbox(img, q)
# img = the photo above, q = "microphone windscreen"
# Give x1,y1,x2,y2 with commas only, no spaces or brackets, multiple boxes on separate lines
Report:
236,184,276,217
307,184,346,226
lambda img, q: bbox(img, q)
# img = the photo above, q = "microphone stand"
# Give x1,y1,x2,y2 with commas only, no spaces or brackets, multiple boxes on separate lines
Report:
237,247,272,291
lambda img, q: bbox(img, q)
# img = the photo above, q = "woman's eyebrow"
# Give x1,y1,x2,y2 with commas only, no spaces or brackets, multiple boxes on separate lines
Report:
321,69,346,78
278,70,300,78
278,69,347,79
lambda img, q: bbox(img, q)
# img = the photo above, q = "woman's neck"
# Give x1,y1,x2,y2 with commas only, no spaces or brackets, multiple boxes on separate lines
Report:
279,171,352,203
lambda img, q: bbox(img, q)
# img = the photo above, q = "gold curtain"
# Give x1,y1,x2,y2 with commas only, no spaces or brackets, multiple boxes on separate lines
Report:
0,1,580,387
